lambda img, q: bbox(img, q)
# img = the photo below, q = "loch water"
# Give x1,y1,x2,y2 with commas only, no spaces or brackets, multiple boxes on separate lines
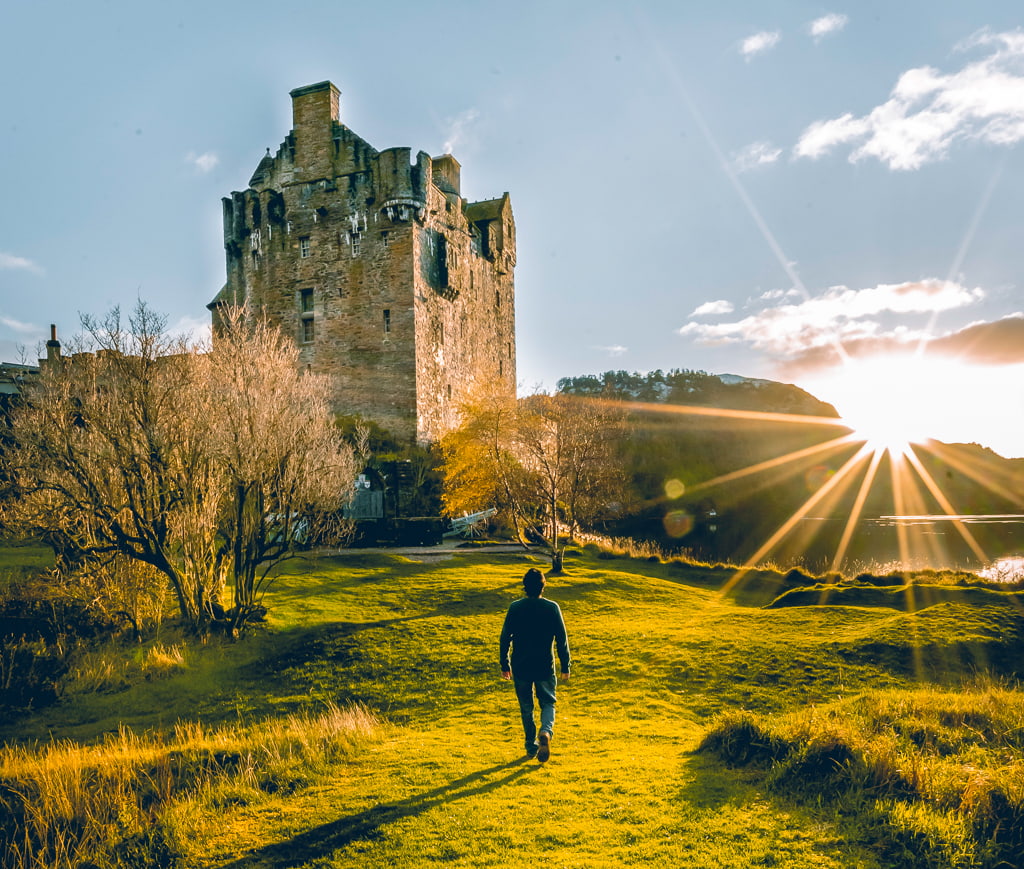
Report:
793,514,1024,577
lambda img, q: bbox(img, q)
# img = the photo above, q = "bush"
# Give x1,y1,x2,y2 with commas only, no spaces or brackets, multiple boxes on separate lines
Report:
0,637,66,710
698,711,789,768
766,737,859,799
0,577,116,714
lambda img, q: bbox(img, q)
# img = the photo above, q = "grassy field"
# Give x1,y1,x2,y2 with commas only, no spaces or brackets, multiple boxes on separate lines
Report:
3,546,1023,867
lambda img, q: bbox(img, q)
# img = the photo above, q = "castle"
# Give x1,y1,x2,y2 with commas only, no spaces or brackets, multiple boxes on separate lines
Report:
209,82,517,443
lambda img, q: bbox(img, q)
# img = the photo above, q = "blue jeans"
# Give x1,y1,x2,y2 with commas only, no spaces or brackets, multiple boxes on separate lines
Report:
513,676,556,749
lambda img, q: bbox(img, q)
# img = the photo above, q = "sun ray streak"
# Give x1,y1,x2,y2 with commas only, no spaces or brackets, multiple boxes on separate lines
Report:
904,449,990,564
926,440,1022,505
895,453,949,566
720,442,875,596
688,434,860,496
616,399,852,429
916,159,1006,356
831,447,887,572
890,452,913,568
644,30,854,367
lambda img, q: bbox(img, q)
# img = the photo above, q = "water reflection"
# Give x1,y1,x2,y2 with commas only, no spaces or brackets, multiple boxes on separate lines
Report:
872,514,1024,527
793,514,1024,575
978,556,1024,583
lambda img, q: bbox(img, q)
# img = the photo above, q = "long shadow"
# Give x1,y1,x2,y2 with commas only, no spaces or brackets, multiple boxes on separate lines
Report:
217,759,536,868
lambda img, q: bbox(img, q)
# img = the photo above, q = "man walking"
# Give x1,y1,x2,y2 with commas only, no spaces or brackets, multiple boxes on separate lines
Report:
500,568,571,762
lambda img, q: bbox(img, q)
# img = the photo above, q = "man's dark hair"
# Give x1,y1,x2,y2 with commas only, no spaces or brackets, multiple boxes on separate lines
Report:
523,568,546,597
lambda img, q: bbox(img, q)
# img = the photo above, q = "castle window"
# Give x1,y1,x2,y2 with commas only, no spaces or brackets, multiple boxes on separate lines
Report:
299,236,311,258
337,287,346,299
447,384,452,401
383,309,391,334
495,289,501,308
299,289,315,343
351,234,362,256
381,231,390,247
251,250,260,268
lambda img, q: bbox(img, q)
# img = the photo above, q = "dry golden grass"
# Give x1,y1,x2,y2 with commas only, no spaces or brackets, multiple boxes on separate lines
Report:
0,703,380,868
701,682,1024,867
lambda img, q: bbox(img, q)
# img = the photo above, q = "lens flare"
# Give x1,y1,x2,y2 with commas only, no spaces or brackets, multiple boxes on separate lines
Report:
665,478,686,499
663,510,694,538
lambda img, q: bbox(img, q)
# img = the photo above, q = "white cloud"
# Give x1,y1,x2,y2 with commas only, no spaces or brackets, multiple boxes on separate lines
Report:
795,30,1024,169
0,315,38,335
733,141,782,172
808,13,848,41
442,108,481,155
597,344,628,357
186,151,219,173
759,288,802,301
740,30,781,61
679,279,984,357
690,300,735,317
0,252,42,273
167,315,212,346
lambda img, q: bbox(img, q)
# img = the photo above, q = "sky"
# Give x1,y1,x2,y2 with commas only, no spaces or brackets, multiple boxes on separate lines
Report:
2,1,1024,458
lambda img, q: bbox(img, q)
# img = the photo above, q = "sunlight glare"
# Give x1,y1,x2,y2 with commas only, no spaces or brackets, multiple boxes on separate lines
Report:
802,355,966,455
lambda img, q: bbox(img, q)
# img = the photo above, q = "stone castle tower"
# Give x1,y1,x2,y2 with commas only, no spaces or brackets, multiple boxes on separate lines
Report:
210,81,516,443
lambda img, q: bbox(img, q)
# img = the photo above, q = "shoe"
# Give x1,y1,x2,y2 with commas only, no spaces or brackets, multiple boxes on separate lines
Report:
537,731,551,763
526,746,538,759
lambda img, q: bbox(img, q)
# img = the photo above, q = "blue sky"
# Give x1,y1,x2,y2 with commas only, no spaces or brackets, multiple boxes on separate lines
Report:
3,1,1023,457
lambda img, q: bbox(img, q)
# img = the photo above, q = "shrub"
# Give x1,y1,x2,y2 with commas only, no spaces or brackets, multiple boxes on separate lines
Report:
698,711,789,768
0,572,125,716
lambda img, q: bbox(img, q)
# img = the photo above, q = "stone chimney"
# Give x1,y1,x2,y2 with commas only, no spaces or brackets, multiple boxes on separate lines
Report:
431,153,461,196
290,81,340,180
45,323,61,366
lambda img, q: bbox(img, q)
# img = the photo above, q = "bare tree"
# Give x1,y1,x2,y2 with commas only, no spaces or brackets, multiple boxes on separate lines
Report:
202,307,362,623
441,389,627,572
1,302,360,632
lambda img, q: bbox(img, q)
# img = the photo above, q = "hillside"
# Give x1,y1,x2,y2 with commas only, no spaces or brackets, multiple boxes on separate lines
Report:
558,368,840,417
4,546,1024,867
559,369,1024,570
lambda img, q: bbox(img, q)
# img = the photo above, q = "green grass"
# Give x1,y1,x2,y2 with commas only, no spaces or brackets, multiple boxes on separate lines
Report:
3,547,1023,867
0,540,53,589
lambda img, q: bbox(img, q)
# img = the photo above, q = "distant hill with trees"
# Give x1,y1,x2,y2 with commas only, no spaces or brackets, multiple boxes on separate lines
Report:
557,369,839,417
558,369,1024,571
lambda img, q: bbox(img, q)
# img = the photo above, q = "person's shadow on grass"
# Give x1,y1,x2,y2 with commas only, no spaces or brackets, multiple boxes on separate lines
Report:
217,758,536,868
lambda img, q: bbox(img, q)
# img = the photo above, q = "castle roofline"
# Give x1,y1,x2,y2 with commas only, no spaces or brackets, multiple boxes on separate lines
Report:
289,81,339,100
465,192,511,221
207,284,231,311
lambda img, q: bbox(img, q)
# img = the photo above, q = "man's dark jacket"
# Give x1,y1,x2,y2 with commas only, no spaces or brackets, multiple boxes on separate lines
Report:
499,596,571,680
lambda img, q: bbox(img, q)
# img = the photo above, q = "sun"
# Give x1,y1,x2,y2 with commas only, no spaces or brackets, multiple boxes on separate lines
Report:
801,354,962,455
